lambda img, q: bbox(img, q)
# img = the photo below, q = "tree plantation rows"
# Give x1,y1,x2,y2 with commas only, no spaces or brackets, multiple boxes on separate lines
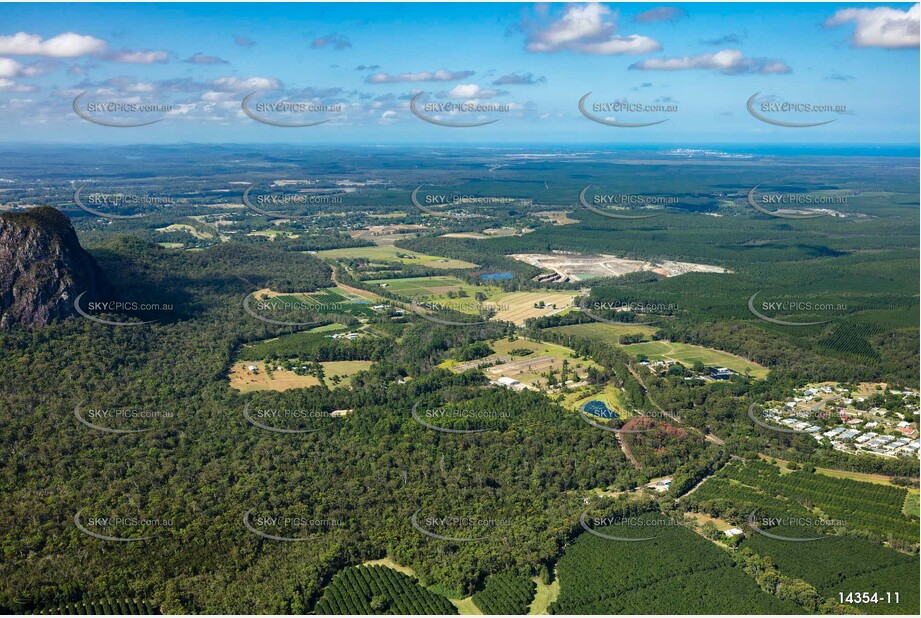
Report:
313,566,456,615
471,572,536,615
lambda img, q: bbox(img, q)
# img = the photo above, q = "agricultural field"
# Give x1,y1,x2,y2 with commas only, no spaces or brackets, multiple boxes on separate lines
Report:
489,291,577,325
441,337,599,391
687,460,919,544
741,532,920,614
228,360,373,392
313,565,457,615
316,245,477,269
550,322,660,346
235,326,349,361
620,340,769,378
366,276,494,303
268,287,380,318
471,573,535,615
549,511,799,614
368,277,576,325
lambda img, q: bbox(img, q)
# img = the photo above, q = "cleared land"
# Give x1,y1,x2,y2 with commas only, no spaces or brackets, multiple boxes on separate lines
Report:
489,291,577,325
229,360,373,393
366,275,492,301
368,277,577,325
316,245,478,269
443,338,599,390
511,252,729,282
621,340,768,378
156,223,213,239
551,322,659,345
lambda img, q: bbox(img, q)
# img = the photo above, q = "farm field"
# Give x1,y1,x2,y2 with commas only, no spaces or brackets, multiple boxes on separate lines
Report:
549,512,799,614
489,291,577,325
439,337,599,391
528,577,559,615
471,573,535,615
688,460,919,544
228,360,373,392
366,275,495,303
620,340,769,378
741,533,920,615
316,245,478,269
313,565,457,615
550,322,660,345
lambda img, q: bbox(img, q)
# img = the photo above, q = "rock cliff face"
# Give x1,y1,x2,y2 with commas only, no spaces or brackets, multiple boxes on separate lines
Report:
0,207,111,328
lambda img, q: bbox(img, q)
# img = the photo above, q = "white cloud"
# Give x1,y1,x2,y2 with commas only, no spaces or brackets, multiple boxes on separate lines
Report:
0,32,106,57
366,69,474,83
0,77,39,93
525,3,661,55
102,49,170,64
448,84,498,99
0,58,24,78
208,76,281,92
826,3,920,49
630,49,791,74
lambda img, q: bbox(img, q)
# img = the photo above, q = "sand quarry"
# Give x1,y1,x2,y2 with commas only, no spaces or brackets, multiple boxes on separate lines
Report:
511,252,730,282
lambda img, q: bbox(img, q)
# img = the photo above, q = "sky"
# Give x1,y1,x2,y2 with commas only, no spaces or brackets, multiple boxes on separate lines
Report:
0,2,918,144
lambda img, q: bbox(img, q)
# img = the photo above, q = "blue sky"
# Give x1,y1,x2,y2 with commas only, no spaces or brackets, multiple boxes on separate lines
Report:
0,2,918,144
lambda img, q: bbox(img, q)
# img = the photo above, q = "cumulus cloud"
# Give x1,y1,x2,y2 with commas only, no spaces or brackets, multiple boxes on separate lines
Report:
311,34,352,50
100,49,170,64
208,76,281,92
0,32,106,57
633,6,687,23
447,84,498,99
524,3,661,55
0,57,55,78
366,69,474,83
630,49,791,74
0,58,25,78
492,72,546,85
0,77,39,93
826,3,919,49
184,52,228,65
233,35,256,48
